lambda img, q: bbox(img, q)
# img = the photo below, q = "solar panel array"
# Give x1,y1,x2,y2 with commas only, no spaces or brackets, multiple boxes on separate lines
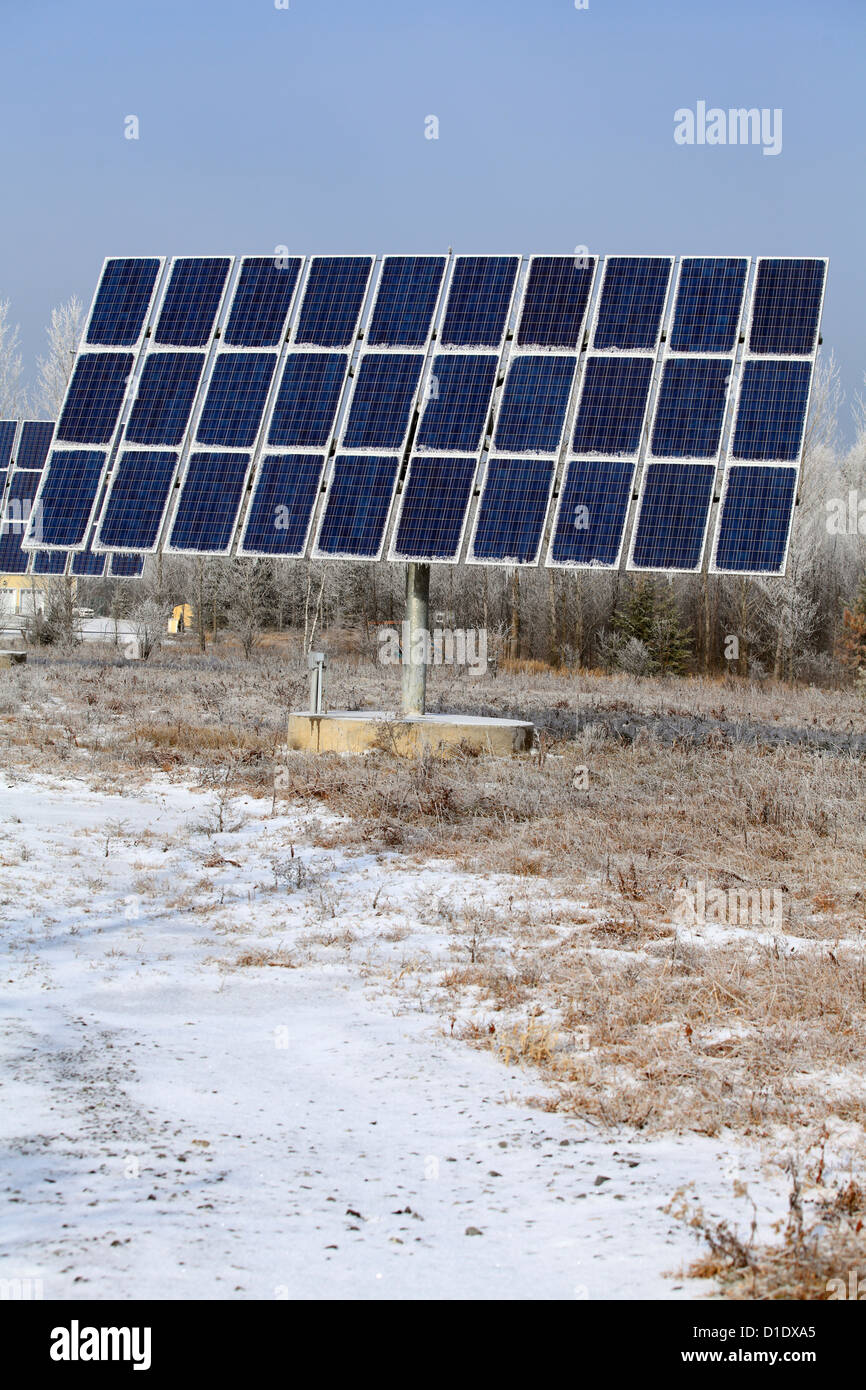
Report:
20,253,828,578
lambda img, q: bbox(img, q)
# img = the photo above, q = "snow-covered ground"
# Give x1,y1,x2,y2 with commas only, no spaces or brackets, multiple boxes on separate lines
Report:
0,771,789,1300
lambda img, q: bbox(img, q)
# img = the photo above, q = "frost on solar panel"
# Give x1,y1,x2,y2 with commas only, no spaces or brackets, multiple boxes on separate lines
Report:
492,355,576,453
650,358,731,459
592,257,672,351
96,450,180,551
0,470,41,572
712,465,797,574
629,462,716,571
0,420,16,469
439,257,520,347
28,450,107,548
154,258,232,347
124,352,206,446
516,256,596,349
240,454,326,556
85,258,162,347
547,459,635,568
168,452,250,553
341,353,424,450
571,357,653,457
366,256,446,347
71,545,106,577
266,352,349,448
470,458,555,565
16,421,54,471
747,259,826,356
731,360,812,461
196,352,277,448
314,455,400,559
415,355,498,453
56,353,134,444
390,456,478,562
293,257,373,347
223,256,302,347
669,258,748,354
110,553,145,577
32,550,67,575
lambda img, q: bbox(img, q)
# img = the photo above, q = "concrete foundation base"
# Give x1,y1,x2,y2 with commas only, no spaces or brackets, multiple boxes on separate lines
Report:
287,710,535,757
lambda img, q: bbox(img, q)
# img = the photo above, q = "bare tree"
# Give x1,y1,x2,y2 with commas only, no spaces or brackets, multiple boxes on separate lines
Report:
0,300,27,417
35,296,84,417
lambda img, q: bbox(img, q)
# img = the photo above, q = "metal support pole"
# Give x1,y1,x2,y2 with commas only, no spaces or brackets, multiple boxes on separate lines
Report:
401,562,430,716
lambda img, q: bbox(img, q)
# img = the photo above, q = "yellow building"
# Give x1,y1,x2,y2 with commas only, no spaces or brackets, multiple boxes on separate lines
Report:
168,603,194,635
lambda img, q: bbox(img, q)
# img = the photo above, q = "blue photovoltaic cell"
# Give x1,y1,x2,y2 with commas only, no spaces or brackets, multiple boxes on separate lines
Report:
714,466,797,573
631,463,716,569
98,451,180,550
0,420,16,469
241,454,325,555
392,456,478,560
415,355,498,452
71,545,107,577
57,353,134,444
169,452,250,552
0,469,42,572
196,353,277,448
32,551,67,575
31,450,107,547
224,256,302,346
732,360,812,461
86,258,161,346
472,458,555,563
16,421,54,471
748,259,825,356
439,257,519,347
650,358,731,458
125,353,205,445
593,257,671,351
316,455,400,558
293,257,373,348
572,357,653,457
516,257,595,349
267,352,348,448
549,458,635,567
342,354,424,450
366,257,446,347
493,355,576,453
669,258,748,353
110,553,145,577
154,258,231,347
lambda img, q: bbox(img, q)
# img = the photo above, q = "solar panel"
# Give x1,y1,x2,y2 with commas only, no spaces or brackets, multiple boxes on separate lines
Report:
195,351,279,448
516,255,597,349
492,355,577,453
591,256,673,351
547,458,636,568
746,258,827,356
390,455,478,563
571,357,654,457
469,457,557,565
0,468,42,574
109,552,145,577
711,465,798,574
265,352,350,448
166,452,251,554
153,257,233,347
222,255,303,347
84,258,164,348
629,462,716,570
292,257,374,347
96,450,181,551
55,352,135,444
312,455,401,560
340,352,424,451
649,358,732,459
365,256,447,347
27,450,107,550
439,256,520,347
123,351,207,446
0,420,17,470
669,257,749,354
238,453,327,557
16,421,54,471
32,550,68,575
71,541,107,577
414,354,499,452
730,360,812,462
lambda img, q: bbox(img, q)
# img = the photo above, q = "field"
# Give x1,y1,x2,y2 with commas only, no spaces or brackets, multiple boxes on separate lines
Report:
2,638,865,1299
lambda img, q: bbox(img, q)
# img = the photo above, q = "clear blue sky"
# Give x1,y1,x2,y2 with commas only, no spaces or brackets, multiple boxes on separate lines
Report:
2,0,863,435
